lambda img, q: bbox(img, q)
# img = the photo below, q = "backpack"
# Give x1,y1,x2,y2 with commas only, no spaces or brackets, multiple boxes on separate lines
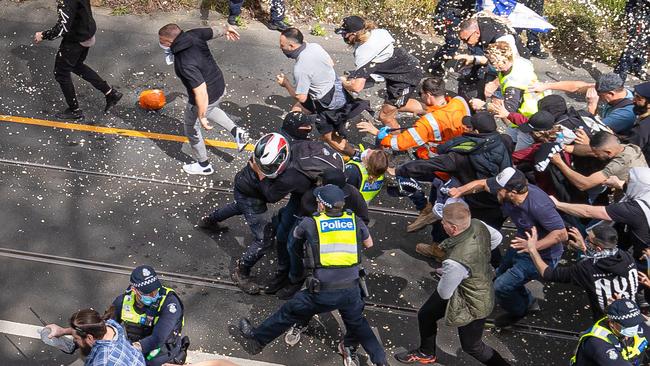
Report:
289,140,345,181
437,133,512,179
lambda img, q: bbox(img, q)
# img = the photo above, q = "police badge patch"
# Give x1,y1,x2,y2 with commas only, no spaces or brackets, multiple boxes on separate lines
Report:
168,303,177,313
606,348,619,360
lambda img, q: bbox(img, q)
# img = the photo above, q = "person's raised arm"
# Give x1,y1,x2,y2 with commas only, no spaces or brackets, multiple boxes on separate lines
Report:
448,179,489,198
550,154,606,191
529,80,594,94
550,196,612,220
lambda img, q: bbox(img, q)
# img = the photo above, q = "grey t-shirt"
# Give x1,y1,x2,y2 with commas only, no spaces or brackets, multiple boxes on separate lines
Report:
293,43,336,100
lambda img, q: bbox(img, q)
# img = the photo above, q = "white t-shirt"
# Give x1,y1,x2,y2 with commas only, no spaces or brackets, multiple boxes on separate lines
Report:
353,29,395,70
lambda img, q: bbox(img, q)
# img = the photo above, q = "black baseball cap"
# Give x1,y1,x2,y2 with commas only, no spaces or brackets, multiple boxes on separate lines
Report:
487,167,528,192
634,81,650,99
334,16,365,35
462,112,497,133
518,110,556,133
314,184,346,208
595,73,624,93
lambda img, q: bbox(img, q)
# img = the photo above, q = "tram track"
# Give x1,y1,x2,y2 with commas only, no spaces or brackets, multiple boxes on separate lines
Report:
0,247,578,341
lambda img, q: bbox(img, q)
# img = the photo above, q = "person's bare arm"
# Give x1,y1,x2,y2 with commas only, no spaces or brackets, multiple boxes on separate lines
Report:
564,144,596,157
550,196,612,220
363,235,373,249
192,83,213,130
448,179,489,198
551,154,607,191
277,73,308,103
530,80,594,94
341,77,366,93
511,227,548,275
533,228,568,250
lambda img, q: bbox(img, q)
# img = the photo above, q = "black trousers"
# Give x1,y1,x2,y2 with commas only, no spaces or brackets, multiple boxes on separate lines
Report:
418,291,499,364
54,41,110,110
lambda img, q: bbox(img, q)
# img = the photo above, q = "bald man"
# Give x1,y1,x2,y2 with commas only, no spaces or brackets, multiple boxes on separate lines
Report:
550,131,647,192
395,203,510,365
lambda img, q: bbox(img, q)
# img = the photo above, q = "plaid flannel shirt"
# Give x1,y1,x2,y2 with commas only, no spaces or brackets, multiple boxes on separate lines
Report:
85,319,145,366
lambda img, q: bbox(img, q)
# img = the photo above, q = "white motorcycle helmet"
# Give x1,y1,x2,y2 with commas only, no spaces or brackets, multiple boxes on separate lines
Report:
253,133,291,178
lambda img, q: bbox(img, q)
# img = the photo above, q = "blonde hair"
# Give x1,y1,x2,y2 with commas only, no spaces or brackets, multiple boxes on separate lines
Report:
354,20,378,44
485,41,514,65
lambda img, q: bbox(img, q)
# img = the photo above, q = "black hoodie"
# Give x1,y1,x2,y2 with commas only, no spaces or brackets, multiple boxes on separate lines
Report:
42,0,96,43
542,249,638,320
171,28,225,106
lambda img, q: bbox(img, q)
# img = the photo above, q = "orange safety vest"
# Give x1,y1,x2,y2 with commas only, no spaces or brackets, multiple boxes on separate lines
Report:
380,96,470,159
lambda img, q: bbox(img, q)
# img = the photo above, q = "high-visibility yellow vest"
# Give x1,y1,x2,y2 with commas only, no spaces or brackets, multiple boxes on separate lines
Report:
121,287,184,360
313,211,360,268
570,317,648,364
346,160,384,203
498,58,548,118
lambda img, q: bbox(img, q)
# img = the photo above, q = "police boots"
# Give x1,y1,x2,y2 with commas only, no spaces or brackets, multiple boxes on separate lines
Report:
231,260,260,295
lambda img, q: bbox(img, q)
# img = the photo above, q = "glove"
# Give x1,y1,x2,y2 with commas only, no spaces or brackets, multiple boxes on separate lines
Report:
376,126,391,141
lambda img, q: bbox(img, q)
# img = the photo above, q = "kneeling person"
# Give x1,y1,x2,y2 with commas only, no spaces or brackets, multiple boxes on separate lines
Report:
109,265,188,366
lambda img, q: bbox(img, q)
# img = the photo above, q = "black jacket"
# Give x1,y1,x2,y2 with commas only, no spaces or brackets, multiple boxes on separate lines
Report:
623,115,650,164
300,184,370,224
543,249,637,320
476,17,529,59
42,0,96,43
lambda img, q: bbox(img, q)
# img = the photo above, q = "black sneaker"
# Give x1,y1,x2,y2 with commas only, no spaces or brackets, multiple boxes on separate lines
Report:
104,89,123,113
394,349,437,364
263,271,289,294
268,19,289,31
276,281,302,300
338,342,360,366
494,312,526,328
55,108,84,120
230,319,263,355
196,216,229,233
231,261,260,295
228,15,240,26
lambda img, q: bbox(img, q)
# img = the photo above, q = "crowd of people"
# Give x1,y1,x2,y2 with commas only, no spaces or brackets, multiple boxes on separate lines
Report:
29,0,650,365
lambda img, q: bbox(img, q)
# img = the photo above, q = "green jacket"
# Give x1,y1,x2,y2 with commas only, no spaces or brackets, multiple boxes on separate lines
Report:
441,219,495,327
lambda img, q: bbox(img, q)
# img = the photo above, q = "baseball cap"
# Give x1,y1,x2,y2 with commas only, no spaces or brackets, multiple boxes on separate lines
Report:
595,73,624,93
314,184,346,208
607,299,645,329
518,111,556,133
334,16,365,35
486,167,528,192
130,265,162,294
634,81,650,99
462,112,497,133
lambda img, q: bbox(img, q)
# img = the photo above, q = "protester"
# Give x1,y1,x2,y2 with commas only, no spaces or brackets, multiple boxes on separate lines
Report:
395,203,510,365
571,298,649,365
426,0,477,76
107,265,188,366
516,225,638,320
44,308,146,366
337,16,424,130
34,0,122,120
622,81,650,162
278,27,366,156
450,167,568,327
234,185,388,366
158,23,250,175
356,77,470,160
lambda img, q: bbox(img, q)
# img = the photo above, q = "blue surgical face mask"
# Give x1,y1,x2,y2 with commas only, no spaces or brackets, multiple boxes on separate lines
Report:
139,292,160,306
620,325,639,337
360,149,370,161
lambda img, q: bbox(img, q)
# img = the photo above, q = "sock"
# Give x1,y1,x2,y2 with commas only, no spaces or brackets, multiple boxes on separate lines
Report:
199,160,210,168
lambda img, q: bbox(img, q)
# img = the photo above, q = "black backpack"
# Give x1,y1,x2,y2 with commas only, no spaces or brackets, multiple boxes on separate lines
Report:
438,134,512,179
289,140,345,181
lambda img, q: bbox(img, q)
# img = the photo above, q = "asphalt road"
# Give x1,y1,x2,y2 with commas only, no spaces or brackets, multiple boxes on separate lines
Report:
0,1,617,365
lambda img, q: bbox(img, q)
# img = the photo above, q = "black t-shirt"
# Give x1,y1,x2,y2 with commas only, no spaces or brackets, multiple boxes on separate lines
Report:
606,201,650,255
171,28,225,105
349,47,422,87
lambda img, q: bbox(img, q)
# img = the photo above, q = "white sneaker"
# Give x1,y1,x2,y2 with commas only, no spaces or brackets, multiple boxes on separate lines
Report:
182,162,214,175
234,127,250,152
284,324,307,346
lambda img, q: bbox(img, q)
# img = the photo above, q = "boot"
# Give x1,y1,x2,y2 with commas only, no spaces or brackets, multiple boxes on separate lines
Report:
263,271,289,294
104,89,123,113
407,203,439,232
231,260,260,295
416,242,446,261
196,216,228,233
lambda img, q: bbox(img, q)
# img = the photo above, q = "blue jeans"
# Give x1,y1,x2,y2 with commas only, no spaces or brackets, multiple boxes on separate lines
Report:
494,248,559,317
209,190,273,273
252,287,387,365
409,184,436,212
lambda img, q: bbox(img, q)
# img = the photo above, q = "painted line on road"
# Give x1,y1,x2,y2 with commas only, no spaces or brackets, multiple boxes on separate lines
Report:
0,319,283,366
0,114,254,151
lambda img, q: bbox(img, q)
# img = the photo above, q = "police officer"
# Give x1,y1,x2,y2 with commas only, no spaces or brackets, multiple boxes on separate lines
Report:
109,265,188,366
572,298,649,365
235,184,388,366
345,148,388,204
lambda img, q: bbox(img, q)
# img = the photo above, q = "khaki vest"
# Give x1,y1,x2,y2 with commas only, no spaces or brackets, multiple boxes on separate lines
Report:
442,219,495,327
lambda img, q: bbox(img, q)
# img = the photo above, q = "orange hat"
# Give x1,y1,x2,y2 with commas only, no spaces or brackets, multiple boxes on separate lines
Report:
139,89,166,110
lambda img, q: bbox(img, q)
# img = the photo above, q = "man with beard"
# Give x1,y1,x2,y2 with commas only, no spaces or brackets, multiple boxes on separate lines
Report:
44,308,146,365
623,82,650,163
450,167,568,327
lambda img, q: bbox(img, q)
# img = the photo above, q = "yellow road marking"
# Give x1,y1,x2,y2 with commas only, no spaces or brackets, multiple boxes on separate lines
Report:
0,114,254,151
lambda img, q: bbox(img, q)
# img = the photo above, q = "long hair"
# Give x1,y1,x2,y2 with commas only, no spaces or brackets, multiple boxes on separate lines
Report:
69,309,107,339
354,20,378,44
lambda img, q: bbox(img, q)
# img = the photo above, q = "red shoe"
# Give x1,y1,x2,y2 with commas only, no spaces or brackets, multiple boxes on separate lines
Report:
394,349,437,364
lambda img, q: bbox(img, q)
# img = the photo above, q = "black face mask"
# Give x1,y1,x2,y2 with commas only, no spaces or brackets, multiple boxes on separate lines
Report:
283,43,306,59
633,102,649,116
